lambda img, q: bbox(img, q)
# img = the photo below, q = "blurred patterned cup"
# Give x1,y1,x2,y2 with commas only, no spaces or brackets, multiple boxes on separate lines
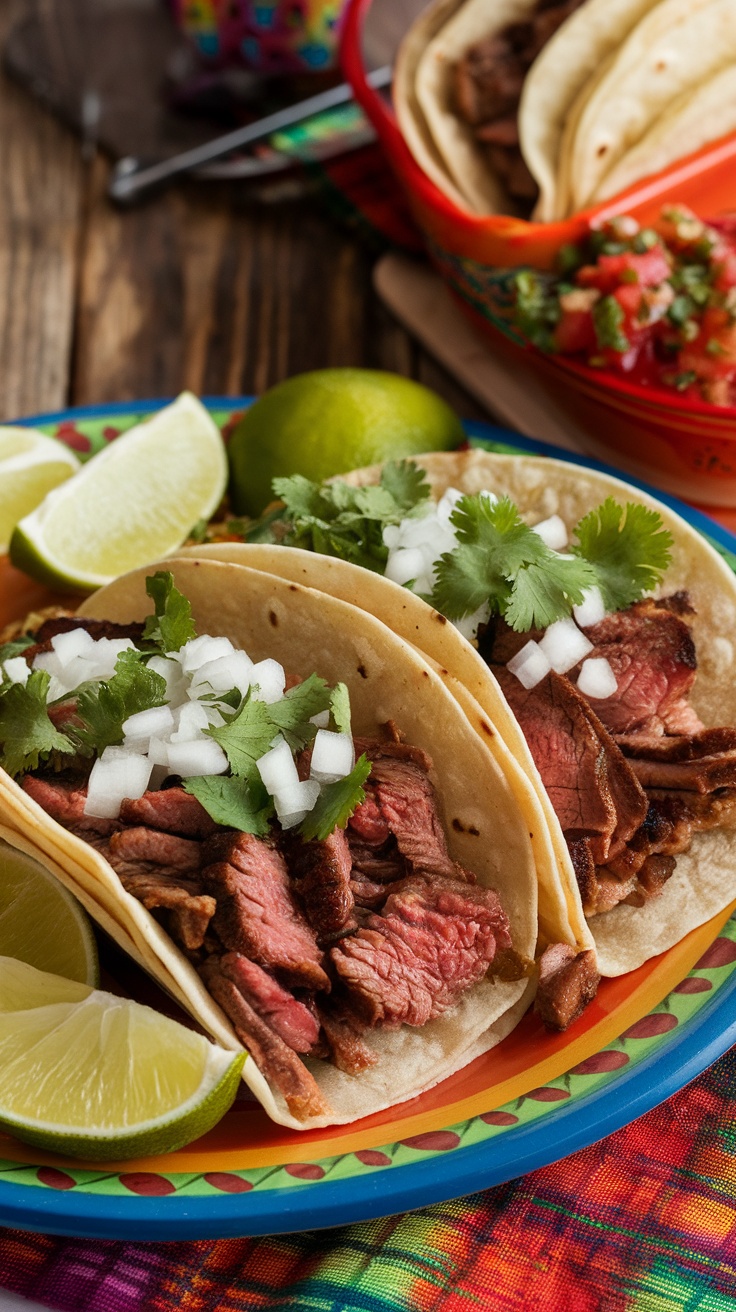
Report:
172,0,348,73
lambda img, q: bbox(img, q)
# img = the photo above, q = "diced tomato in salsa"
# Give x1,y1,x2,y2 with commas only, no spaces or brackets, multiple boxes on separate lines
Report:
577,248,671,293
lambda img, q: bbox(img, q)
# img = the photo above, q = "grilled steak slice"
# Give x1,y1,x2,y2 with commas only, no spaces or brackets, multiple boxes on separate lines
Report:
217,953,320,1053
22,775,120,836
282,828,356,944
628,753,736,794
331,875,511,1029
616,727,736,760
108,827,202,872
566,836,598,915
624,854,676,906
199,959,329,1122
353,736,433,774
347,795,391,848
534,944,600,1031
581,596,702,736
347,841,405,884
201,832,329,991
495,667,646,865
102,862,215,950
350,874,389,910
648,788,736,832
356,752,472,884
119,787,219,838
316,1005,377,1074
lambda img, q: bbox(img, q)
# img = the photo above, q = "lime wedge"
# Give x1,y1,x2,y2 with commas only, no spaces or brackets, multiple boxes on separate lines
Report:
0,956,245,1159
0,843,99,986
0,427,80,551
9,394,227,592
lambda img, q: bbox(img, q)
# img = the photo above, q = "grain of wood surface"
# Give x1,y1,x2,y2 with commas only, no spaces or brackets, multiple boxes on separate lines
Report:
0,0,483,424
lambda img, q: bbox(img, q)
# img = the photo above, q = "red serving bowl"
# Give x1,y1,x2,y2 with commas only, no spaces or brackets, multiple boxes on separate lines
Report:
341,0,736,506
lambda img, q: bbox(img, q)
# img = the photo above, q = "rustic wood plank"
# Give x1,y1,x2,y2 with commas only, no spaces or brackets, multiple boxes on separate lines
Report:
0,1,83,419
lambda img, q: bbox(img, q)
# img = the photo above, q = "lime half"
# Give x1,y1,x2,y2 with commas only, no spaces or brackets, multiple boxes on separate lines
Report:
9,393,227,591
0,843,99,986
0,956,245,1159
0,427,80,551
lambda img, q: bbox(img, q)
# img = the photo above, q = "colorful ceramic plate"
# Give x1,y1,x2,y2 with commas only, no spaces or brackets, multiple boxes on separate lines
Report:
2,400,736,1242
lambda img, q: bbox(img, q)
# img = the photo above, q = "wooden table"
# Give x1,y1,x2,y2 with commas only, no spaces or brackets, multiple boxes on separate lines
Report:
0,0,485,427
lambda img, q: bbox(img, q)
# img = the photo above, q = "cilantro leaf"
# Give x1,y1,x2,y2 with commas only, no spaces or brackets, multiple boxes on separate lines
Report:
74,650,168,755
299,754,372,841
268,673,331,750
592,295,630,352
379,459,431,509
183,775,273,835
0,670,76,777
0,635,34,665
329,682,351,734
505,554,595,631
143,572,196,653
207,693,281,785
571,498,673,611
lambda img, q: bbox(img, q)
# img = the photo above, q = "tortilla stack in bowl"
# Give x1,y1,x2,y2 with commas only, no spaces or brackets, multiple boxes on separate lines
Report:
178,451,736,985
0,558,547,1130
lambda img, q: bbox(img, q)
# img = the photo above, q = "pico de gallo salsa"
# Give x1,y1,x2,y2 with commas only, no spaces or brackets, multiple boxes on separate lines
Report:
513,205,736,407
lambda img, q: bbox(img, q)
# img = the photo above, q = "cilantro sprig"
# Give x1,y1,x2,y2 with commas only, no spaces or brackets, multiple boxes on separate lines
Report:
570,497,673,612
142,572,196,652
0,671,76,777
71,650,168,756
240,460,432,572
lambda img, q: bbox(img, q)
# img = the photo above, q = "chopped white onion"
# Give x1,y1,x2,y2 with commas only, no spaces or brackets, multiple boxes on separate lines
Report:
257,736,300,795
122,704,175,740
384,546,426,587
31,650,65,679
310,729,354,784
178,634,235,674
507,640,551,689
165,738,229,777
539,617,594,673
274,779,320,828
189,650,253,698
3,657,29,685
148,655,188,704
57,654,101,691
573,585,607,629
50,628,95,663
577,657,618,699
147,736,171,767
89,638,136,679
250,659,286,704
170,701,213,742
310,709,330,729
532,514,568,551
84,750,154,818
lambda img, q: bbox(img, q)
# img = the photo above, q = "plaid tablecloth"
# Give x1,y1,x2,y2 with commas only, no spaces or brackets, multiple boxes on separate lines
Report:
2,1043,736,1311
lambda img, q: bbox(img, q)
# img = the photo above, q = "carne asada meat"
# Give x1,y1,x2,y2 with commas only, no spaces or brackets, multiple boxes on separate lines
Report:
453,0,586,210
535,943,599,1031
216,953,320,1053
108,827,202,873
494,667,647,866
330,875,511,1029
627,753,736,794
119,787,219,839
201,832,330,991
22,775,120,837
580,597,702,738
316,1004,377,1074
199,958,329,1122
281,827,357,944
21,616,146,665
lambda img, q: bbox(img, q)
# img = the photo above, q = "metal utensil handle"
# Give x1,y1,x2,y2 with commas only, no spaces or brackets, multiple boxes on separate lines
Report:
109,65,393,203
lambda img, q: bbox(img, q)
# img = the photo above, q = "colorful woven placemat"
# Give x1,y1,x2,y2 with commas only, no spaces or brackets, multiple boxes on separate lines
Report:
2,1044,736,1312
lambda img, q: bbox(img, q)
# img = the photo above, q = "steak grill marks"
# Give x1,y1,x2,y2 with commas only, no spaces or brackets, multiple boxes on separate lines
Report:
24,733,515,1118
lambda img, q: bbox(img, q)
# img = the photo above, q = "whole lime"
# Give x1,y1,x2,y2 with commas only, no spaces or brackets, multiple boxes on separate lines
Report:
228,369,465,515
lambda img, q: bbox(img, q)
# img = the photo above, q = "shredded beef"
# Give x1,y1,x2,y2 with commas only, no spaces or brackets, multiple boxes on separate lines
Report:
331,875,510,1029
199,959,328,1122
534,944,600,1031
281,827,356,944
201,832,329,991
119,788,219,838
217,953,320,1052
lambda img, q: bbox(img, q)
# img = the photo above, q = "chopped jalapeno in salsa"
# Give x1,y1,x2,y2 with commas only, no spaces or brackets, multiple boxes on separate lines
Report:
513,206,736,407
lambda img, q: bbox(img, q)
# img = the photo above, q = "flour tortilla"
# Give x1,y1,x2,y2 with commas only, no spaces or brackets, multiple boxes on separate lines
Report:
180,455,736,977
0,558,538,1130
591,64,736,204
519,0,661,220
563,0,736,214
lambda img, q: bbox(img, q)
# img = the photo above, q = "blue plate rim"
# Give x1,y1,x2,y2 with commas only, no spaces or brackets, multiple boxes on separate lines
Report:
2,399,736,1241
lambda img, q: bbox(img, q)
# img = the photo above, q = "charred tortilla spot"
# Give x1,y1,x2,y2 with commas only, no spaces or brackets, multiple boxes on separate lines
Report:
480,720,495,737
269,610,278,627
435,614,448,625
357,664,368,679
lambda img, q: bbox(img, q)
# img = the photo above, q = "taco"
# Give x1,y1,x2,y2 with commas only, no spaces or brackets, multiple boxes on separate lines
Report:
397,0,736,220
0,558,540,1131
181,452,736,983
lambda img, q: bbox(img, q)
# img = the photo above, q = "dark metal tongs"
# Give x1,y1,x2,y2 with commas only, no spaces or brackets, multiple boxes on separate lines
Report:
108,65,392,205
